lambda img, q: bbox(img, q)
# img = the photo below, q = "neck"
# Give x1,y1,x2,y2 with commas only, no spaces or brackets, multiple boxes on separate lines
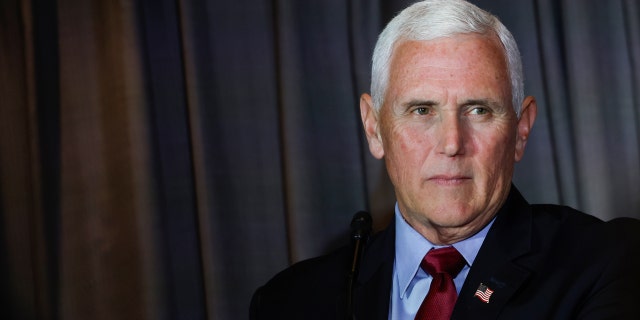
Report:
402,212,497,245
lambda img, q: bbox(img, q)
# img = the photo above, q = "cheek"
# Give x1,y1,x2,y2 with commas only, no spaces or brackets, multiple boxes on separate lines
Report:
390,126,431,161
383,125,431,181
474,129,517,178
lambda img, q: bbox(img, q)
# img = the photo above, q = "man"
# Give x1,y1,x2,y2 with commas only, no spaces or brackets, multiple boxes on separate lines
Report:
250,0,640,319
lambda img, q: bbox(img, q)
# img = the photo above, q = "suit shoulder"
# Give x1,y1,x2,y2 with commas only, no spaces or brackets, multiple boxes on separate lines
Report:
603,217,640,254
530,204,603,225
250,227,392,319
255,226,391,296
250,244,352,319
530,203,640,234
258,245,352,294
527,204,640,261
606,216,640,236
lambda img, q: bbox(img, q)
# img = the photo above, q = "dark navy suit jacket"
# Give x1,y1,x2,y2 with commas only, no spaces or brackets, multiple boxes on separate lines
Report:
250,187,640,319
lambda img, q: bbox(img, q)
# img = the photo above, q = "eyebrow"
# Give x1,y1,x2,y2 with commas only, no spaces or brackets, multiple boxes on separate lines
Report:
461,99,502,108
401,98,503,109
401,99,439,110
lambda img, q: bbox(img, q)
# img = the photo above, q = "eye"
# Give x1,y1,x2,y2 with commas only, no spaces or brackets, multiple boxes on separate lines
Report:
412,107,430,115
469,107,490,115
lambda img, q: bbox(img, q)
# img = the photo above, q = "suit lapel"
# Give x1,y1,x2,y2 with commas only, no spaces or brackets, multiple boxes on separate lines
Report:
453,187,534,319
352,219,395,320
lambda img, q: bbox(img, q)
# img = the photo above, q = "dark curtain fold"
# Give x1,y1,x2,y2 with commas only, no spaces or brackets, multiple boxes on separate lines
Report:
1,0,639,319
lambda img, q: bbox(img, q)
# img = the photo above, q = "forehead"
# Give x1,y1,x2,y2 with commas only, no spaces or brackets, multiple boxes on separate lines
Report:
387,34,510,102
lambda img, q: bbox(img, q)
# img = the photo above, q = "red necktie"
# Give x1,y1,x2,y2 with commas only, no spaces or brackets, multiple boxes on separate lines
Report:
414,247,466,320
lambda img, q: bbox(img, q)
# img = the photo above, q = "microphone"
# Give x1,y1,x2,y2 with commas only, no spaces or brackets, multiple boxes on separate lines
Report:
346,211,372,319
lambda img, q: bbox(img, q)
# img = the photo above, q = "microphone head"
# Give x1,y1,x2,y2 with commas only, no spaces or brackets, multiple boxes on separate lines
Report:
350,211,372,241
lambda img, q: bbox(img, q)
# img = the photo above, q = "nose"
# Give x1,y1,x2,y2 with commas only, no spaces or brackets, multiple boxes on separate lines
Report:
437,114,465,157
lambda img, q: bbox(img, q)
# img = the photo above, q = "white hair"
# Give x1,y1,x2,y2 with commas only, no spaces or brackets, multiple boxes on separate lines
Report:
370,0,524,116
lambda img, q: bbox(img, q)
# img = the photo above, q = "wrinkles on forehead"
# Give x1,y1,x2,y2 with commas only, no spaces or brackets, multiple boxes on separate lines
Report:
385,35,511,111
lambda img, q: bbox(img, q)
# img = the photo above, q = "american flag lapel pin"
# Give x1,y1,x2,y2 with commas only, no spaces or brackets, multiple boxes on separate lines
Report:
474,283,494,303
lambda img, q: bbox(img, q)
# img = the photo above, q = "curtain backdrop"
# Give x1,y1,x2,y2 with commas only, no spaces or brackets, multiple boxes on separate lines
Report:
1,0,639,319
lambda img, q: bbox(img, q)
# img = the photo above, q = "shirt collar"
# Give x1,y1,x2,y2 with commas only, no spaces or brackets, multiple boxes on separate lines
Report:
394,203,495,298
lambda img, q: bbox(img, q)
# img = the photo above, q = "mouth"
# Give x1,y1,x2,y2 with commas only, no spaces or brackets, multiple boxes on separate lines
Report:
427,175,471,186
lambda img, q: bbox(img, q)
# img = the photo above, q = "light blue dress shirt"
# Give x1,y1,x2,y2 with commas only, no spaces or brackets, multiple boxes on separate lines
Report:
389,204,495,320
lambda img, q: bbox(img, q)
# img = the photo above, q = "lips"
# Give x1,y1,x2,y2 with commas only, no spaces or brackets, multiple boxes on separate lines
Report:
427,174,471,185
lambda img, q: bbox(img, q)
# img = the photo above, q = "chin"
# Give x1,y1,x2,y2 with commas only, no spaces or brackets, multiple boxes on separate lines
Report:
426,206,478,227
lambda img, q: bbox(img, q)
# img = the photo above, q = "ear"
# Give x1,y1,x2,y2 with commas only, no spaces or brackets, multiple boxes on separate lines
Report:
360,93,385,159
514,96,537,162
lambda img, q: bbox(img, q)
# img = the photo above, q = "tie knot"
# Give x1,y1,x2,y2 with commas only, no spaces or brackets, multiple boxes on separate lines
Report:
421,247,466,277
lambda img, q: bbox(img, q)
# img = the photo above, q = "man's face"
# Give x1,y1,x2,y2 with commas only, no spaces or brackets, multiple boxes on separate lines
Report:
361,34,535,244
